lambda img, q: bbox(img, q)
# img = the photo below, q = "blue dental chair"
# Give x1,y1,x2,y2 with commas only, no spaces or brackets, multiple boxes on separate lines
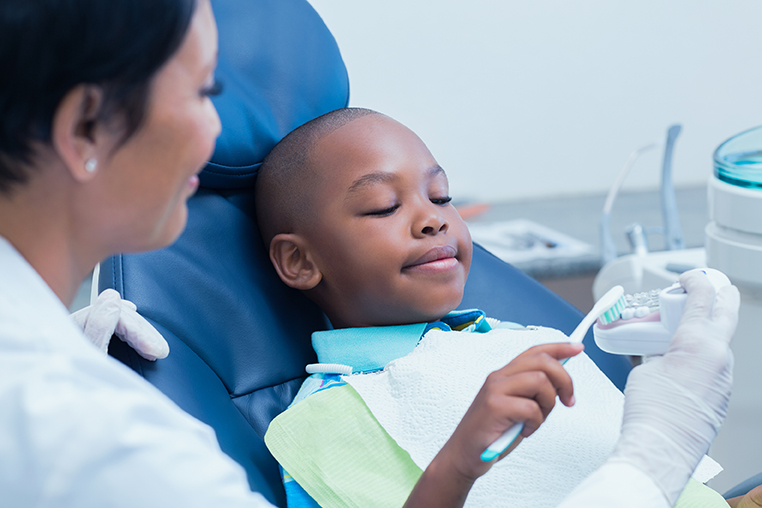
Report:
100,1,632,505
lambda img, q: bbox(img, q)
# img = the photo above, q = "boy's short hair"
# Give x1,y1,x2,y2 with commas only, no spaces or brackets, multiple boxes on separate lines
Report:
255,107,380,246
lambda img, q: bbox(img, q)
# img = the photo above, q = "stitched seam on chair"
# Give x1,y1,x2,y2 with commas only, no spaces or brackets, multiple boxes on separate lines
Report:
118,254,124,297
204,161,260,176
343,71,350,107
110,254,144,377
110,255,120,297
229,375,307,400
204,169,259,176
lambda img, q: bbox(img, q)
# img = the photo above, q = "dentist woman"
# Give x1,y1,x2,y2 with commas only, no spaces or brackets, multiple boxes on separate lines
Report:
0,0,744,507
0,0,272,506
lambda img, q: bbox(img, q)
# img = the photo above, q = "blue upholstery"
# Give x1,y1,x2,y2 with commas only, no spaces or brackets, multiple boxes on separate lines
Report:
724,472,762,500
101,0,631,505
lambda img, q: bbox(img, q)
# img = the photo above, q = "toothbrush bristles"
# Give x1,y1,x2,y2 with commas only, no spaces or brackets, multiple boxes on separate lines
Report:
599,296,626,325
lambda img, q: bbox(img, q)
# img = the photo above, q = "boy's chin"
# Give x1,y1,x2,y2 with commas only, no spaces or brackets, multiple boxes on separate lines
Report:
328,293,465,328
336,309,455,328
402,301,464,325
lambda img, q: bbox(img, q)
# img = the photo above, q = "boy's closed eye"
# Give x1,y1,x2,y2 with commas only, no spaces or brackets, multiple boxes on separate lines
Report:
363,196,451,217
364,204,400,217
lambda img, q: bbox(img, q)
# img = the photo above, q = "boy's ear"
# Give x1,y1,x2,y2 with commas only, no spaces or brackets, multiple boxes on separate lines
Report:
269,233,322,290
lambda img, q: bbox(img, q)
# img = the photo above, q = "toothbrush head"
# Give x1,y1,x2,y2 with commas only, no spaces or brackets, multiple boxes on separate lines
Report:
568,285,625,343
599,294,626,325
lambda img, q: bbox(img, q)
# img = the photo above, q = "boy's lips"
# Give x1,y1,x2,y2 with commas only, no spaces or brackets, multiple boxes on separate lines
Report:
404,245,459,272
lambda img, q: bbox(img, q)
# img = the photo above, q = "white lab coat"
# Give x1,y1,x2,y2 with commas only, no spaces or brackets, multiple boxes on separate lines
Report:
558,461,668,508
0,237,270,508
0,236,670,508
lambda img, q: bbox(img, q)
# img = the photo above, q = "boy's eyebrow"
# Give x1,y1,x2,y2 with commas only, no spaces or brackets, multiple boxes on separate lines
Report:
347,165,446,194
347,171,398,194
429,165,446,178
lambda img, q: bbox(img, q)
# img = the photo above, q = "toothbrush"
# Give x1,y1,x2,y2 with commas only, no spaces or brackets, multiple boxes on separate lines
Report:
480,285,626,462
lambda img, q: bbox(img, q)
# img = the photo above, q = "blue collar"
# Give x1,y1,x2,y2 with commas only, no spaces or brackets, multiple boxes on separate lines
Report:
311,309,492,373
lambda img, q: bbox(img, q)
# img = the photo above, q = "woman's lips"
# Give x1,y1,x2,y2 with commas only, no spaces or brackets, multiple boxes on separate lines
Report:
404,245,459,272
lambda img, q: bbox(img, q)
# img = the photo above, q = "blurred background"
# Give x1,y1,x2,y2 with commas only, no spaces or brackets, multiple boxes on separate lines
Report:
310,0,762,202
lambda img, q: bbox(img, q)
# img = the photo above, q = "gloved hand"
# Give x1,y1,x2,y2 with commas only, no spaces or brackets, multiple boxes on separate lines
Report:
610,268,740,505
71,289,170,361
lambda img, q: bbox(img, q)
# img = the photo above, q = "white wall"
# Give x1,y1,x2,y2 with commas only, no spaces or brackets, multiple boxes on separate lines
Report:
309,0,762,203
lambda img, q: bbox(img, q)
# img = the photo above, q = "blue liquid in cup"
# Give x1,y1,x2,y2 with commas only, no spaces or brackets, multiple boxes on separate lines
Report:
714,126,762,188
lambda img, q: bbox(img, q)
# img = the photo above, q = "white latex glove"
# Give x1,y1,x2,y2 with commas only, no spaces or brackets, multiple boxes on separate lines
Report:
610,269,740,505
71,288,170,361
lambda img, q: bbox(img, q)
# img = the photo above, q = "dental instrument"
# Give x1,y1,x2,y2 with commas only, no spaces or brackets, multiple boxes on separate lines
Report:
625,223,649,258
661,125,685,251
593,268,731,357
599,124,684,266
480,285,626,462
600,144,659,265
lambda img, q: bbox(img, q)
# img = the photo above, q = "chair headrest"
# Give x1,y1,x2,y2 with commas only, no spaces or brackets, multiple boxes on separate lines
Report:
201,0,349,189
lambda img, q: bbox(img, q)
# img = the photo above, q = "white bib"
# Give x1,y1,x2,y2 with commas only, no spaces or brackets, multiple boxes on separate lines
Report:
345,326,720,508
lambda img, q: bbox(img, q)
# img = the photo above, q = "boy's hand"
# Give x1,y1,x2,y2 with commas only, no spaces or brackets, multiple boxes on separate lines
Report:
727,484,762,508
404,341,584,508
438,341,584,481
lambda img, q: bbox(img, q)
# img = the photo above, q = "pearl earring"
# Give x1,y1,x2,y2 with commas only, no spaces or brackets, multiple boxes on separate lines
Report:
84,159,97,173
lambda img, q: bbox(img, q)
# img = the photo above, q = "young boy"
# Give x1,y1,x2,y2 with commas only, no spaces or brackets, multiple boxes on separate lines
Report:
255,108,725,508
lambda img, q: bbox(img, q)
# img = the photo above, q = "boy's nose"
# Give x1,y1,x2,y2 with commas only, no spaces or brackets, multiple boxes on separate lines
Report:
419,214,449,236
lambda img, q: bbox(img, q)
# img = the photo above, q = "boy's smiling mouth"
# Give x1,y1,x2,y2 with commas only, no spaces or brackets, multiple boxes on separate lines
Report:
403,245,459,273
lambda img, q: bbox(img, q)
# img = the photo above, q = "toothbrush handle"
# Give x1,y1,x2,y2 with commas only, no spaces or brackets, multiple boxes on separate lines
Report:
480,421,524,462
481,356,571,462
480,287,624,461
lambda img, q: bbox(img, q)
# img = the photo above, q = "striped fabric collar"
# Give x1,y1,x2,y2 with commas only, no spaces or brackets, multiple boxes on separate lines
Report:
311,309,491,373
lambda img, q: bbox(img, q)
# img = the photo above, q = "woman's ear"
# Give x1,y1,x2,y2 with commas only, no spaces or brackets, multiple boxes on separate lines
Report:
50,84,105,183
269,233,322,290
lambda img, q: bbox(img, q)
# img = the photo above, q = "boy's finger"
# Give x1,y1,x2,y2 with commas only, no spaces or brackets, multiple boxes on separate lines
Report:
514,342,584,364
490,394,545,438
489,370,560,420
492,350,577,406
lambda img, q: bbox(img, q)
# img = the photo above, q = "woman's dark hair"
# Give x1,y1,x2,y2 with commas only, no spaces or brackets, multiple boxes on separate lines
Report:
0,0,197,194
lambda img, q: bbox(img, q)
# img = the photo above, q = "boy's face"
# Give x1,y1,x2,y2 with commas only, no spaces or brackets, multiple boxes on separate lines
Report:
302,114,472,328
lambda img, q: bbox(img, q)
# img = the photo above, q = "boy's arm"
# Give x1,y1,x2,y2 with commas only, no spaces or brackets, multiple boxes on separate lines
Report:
401,452,473,508
727,484,762,508
407,269,740,508
403,342,583,508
